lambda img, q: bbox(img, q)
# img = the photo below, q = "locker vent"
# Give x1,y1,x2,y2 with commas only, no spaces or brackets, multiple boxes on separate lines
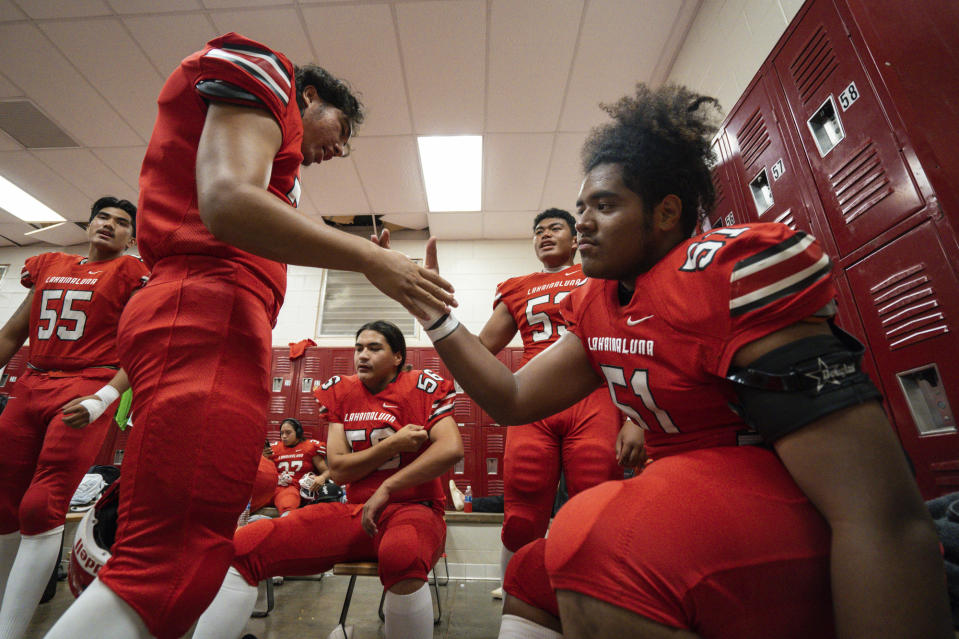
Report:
789,24,838,105
736,108,769,169
486,431,505,454
830,140,892,224
268,395,289,413
711,167,726,204
870,263,949,350
772,208,796,230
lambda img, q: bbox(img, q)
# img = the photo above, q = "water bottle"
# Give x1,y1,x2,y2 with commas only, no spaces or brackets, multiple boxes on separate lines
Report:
237,500,251,527
464,485,473,513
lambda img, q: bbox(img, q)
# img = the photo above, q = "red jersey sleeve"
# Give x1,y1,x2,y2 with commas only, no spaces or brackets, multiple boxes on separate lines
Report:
21,254,45,289
311,440,327,457
313,375,345,423
424,376,456,429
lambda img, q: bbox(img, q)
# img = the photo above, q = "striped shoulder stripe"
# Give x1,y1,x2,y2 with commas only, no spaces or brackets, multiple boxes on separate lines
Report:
729,232,832,316
196,79,264,106
430,403,455,420
203,46,291,105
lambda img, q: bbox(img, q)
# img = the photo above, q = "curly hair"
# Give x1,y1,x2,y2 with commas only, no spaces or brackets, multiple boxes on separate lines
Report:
581,84,721,237
294,64,365,133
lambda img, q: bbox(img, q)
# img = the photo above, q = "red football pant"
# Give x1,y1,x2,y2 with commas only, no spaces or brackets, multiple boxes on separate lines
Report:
251,456,278,513
0,368,116,535
545,446,835,638
97,260,273,639
232,501,446,590
502,386,621,551
272,485,302,514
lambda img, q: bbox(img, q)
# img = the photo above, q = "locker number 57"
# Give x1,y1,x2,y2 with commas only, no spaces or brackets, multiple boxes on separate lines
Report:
838,81,859,111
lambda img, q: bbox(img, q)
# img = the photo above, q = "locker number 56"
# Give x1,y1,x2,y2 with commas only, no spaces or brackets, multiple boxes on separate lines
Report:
838,81,859,111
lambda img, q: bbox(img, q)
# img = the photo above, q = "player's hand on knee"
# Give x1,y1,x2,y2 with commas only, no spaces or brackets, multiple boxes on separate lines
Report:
616,419,647,469
388,424,429,453
60,396,95,428
361,484,390,536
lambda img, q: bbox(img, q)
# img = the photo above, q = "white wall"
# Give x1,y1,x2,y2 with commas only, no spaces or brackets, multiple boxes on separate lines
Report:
668,0,804,115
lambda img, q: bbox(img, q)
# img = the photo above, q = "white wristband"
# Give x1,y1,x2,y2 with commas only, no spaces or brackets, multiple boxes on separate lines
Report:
423,312,460,343
78,384,121,424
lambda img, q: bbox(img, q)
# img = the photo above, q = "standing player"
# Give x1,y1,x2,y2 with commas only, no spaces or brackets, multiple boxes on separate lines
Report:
0,197,147,639
412,84,951,638
477,208,639,599
267,417,329,514
191,320,462,639
44,33,455,639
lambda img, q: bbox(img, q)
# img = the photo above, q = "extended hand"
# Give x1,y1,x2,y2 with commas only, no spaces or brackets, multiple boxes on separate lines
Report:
616,420,648,469
60,397,95,429
366,234,453,321
361,484,390,536
388,424,429,453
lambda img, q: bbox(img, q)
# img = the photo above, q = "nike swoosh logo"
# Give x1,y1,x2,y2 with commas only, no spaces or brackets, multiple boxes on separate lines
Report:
88,271,102,274
383,403,399,409
626,315,654,326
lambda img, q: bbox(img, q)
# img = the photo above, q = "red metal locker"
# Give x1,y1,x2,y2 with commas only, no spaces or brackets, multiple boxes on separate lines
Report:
843,221,959,497
266,347,295,427
293,347,329,428
772,0,928,257
707,132,752,229
449,424,481,498
481,425,506,497
0,345,29,395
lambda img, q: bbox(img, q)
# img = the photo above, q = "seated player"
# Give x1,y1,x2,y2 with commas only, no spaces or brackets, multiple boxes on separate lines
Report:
409,83,951,638
265,417,329,514
191,320,463,639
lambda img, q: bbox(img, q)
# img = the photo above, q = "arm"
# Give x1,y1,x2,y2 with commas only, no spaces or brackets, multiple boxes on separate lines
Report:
326,421,429,485
362,416,464,535
60,368,130,428
0,291,33,369
734,322,952,639
477,302,518,355
310,454,331,486
195,102,454,319
615,419,646,469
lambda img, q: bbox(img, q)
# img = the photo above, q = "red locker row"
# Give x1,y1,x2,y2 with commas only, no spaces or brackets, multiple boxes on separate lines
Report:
707,0,959,496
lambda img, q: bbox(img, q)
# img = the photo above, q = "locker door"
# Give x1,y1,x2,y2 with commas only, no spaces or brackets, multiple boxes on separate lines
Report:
844,221,959,497
449,424,481,497
482,425,506,497
294,347,330,430
725,72,821,235
0,345,29,395
773,0,926,257
266,347,295,427
707,132,752,229
328,348,355,377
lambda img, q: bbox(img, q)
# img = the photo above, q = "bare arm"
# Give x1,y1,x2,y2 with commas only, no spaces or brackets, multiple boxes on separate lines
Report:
195,102,455,319
477,302,518,355
326,421,429,485
311,454,331,485
734,322,952,639
0,291,32,369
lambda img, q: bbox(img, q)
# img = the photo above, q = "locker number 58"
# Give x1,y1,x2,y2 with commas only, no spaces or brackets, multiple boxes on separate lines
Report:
838,81,859,111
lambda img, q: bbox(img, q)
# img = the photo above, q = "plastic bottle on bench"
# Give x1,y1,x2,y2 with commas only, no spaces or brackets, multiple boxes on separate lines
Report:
464,485,473,513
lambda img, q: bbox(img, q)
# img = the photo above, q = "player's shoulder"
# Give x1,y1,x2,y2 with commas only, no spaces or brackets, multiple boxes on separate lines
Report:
194,32,294,108
397,369,453,395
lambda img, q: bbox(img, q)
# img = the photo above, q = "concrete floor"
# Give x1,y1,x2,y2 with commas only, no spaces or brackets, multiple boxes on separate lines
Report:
26,574,504,639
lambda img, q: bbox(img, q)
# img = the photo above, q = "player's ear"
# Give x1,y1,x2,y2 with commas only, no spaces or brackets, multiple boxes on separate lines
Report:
126,236,137,250
301,84,319,106
653,194,682,232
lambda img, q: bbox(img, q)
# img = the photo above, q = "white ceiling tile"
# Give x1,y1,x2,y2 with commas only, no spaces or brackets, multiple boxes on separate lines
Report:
381,212,428,230
300,4,412,136
108,0,203,13
487,0,582,133
0,220,41,245
540,131,588,212
0,129,21,151
0,73,21,98
0,23,141,147
0,150,91,221
30,148,137,203
0,0,25,21
202,0,287,7
483,133,553,211
24,221,89,246
88,146,147,191
482,211,537,239
428,212,482,240
299,156,369,216
210,6,313,64
39,18,164,141
351,136,426,214
16,0,111,19
561,0,684,131
123,14,218,77
396,0,485,135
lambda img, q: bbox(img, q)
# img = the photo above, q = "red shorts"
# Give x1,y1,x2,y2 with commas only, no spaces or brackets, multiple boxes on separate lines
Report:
0,367,116,535
545,446,835,638
97,259,273,639
502,386,621,551
233,501,446,590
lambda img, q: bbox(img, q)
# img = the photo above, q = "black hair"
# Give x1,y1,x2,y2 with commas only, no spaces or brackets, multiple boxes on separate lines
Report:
280,418,304,441
582,84,720,238
90,196,137,237
355,320,406,371
294,64,365,134
533,208,577,237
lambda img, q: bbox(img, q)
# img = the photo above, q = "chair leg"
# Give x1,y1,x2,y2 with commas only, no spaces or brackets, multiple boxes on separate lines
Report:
338,575,358,629
250,578,275,618
377,588,386,622
437,554,449,586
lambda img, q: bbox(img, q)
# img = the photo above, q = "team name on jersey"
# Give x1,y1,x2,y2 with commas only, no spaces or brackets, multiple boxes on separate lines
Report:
44,276,99,286
526,277,584,295
344,411,397,423
587,336,654,356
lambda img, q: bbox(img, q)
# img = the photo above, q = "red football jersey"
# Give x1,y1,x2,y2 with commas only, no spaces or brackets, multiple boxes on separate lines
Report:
137,33,302,323
313,370,456,505
562,223,836,459
494,264,589,366
269,439,325,484
21,252,149,370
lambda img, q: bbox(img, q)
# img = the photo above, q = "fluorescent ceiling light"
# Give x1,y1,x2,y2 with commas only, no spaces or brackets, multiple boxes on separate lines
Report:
0,175,66,222
417,135,481,212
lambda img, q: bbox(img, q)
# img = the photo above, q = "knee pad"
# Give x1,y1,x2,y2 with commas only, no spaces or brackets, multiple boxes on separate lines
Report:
19,484,62,535
232,517,277,583
378,524,430,586
504,539,559,617
502,508,545,552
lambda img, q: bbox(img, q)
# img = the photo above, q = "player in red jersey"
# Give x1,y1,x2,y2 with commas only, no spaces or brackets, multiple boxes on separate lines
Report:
0,197,147,639
412,84,951,639
478,208,638,598
191,320,462,639
267,417,329,513
44,34,455,639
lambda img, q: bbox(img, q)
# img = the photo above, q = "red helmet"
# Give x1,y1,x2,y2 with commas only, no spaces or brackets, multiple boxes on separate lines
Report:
68,480,120,597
